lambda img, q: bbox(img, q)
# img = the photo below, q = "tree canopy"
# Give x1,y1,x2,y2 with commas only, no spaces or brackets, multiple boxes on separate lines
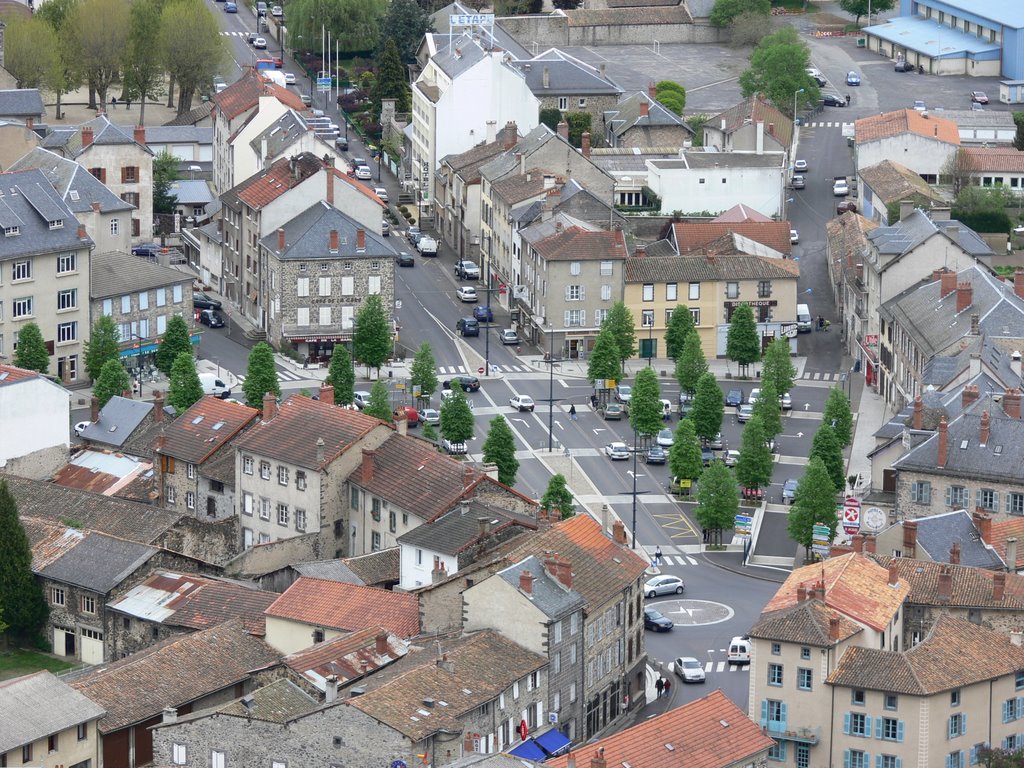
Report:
85,315,121,383
668,418,703,487
738,27,819,117
353,294,391,376
675,331,708,397
363,379,393,422
761,337,796,397
838,0,895,25
167,351,204,412
735,414,773,490
482,416,519,487
664,305,695,361
410,342,439,401
692,372,724,441
287,0,385,55
159,0,228,115
68,0,129,111
629,368,663,438
372,38,410,116
811,424,846,492
325,347,356,405
822,387,854,447
751,380,782,442
440,388,474,444
726,303,761,375
709,0,769,27
13,322,49,374
695,460,739,546
587,329,621,386
155,315,192,375
376,0,432,63
242,342,281,407
788,457,839,558
603,302,636,372
0,480,48,642
541,473,575,519
94,358,131,407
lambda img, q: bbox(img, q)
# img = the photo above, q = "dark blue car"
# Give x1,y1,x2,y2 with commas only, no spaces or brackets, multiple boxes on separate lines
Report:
473,305,493,322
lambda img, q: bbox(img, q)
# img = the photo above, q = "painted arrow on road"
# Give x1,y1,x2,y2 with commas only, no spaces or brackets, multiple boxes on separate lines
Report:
555,421,564,430
511,418,529,427
593,428,606,435
804,403,811,411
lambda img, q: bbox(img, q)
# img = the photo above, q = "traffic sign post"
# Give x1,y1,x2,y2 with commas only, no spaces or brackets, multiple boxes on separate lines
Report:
842,497,861,535
811,523,831,558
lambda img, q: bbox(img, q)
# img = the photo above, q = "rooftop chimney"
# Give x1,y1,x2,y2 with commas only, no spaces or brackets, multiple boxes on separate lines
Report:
980,410,991,446
134,125,146,145
828,615,841,641
864,534,877,554
557,121,569,140
360,448,376,484
325,675,339,703
963,384,979,409
90,395,99,423
1004,388,1021,419
153,390,165,423
82,126,94,148
851,533,864,554
937,416,948,467
545,555,573,589
640,100,649,118
520,569,534,594
591,747,606,768
938,567,952,601
315,437,325,466
940,270,957,297
375,631,389,656
91,200,100,213
1007,537,1019,573
949,542,961,565
356,228,366,252
900,200,916,221
887,562,899,587
78,224,87,239
599,62,606,78
931,268,943,283
319,383,334,404
329,229,338,252
394,406,407,436
503,121,518,151
162,707,177,724
582,131,591,159
612,519,626,545
797,584,807,602
277,227,286,251
477,516,490,538
974,509,992,542
956,281,973,313
326,167,334,206
1012,631,1024,647
903,520,918,555
993,572,1007,601
971,313,980,335
262,392,277,421
1015,269,1024,300
543,66,550,89
648,82,657,99
464,465,476,487
913,395,923,430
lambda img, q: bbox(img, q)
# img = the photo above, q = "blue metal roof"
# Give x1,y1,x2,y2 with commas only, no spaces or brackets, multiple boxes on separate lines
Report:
508,740,547,761
534,729,571,757
866,17,1000,57
918,0,1024,30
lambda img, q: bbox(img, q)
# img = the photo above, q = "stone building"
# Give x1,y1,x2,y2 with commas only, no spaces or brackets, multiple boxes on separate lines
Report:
703,96,793,153
604,87,694,149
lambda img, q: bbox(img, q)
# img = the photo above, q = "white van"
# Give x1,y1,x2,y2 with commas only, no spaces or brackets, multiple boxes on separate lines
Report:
727,636,752,665
796,303,813,333
198,373,232,399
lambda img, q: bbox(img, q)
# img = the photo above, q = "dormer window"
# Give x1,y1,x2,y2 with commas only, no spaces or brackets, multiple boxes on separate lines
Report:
48,219,64,230
4,226,19,237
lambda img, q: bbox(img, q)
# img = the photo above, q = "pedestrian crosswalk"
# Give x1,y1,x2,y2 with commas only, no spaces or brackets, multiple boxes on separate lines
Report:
237,369,307,385
803,121,848,129
705,661,749,673
654,554,700,566
437,364,530,375
800,370,840,381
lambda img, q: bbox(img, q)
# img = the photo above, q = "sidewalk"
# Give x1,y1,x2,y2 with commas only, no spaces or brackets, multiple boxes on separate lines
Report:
518,354,812,381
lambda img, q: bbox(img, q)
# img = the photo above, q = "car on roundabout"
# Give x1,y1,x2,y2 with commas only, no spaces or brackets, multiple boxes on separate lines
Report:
644,574,684,598
644,607,674,632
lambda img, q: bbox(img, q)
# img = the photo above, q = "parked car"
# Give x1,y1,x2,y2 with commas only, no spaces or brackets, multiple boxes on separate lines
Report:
837,200,858,215
455,261,480,280
782,478,799,504
644,607,674,632
659,399,674,420
894,59,915,72
748,388,761,405
790,229,799,244
256,1,267,14
421,408,440,426
725,389,744,407
456,317,479,337
283,72,296,85
353,390,371,409
794,159,808,173
805,67,826,87
971,90,989,104
643,445,667,465
779,392,792,410
736,404,754,423
253,37,267,49
382,219,391,236
354,165,372,180
604,442,630,460
675,656,706,683
224,2,237,11
656,428,674,448
510,394,535,412
198,309,225,328
74,420,91,437
394,406,419,427
271,4,283,16
846,70,861,85
406,226,421,246
444,374,480,392
500,329,519,345
193,292,222,310
456,286,477,303
397,251,414,267
373,186,388,202
132,242,163,258
473,305,493,322
417,236,438,256
913,99,927,112
335,136,349,152
724,449,741,467
708,432,724,450
615,385,632,404
443,438,468,455
600,403,624,420
246,32,258,44
822,93,846,107
644,574,684,598
790,174,805,189
701,447,715,466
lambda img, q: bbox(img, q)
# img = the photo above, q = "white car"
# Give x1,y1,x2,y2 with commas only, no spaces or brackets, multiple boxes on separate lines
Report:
456,286,477,303
509,394,535,412
724,449,741,467
913,100,927,112
353,390,371,409
421,408,440,425
644,574,684,597
354,165,372,180
604,442,630,460
373,186,388,202
74,420,91,437
656,428,674,447
737,404,754,423
794,159,808,173
615,385,632,404
748,388,760,405
790,229,799,244
284,72,296,85
779,392,792,410
674,656,706,683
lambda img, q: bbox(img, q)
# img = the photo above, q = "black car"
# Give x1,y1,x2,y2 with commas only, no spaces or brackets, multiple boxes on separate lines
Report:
894,60,915,72
644,607,674,632
246,31,258,44
443,374,481,392
335,137,349,152
132,242,163,259
725,389,744,407
822,93,846,107
198,309,225,328
643,446,667,465
397,252,415,267
193,292,222,311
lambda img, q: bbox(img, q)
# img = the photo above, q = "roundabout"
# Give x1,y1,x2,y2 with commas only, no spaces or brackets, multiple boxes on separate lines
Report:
648,598,735,627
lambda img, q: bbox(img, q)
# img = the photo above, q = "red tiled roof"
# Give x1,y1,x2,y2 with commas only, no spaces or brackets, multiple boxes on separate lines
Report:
709,95,794,148
234,153,323,209
233,395,385,470
962,147,1024,174
265,577,420,638
713,203,773,223
160,578,279,636
157,396,257,465
284,625,407,685
991,518,1024,568
672,221,793,255
548,690,773,768
532,226,628,261
855,109,960,145
213,68,305,121
0,363,45,386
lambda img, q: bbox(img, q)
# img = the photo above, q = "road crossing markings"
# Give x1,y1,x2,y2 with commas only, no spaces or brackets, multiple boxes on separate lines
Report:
705,661,749,673
238,369,304,384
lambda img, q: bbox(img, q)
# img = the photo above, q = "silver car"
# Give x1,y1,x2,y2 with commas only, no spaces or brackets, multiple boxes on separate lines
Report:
656,428,674,447
737,404,754,423
674,656,706,683
644,574,684,598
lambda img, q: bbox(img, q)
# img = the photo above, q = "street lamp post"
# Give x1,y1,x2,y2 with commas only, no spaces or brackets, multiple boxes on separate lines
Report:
646,315,653,367
793,87,805,123
543,324,564,452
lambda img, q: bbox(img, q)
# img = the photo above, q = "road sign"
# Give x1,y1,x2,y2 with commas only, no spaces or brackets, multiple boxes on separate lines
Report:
734,514,752,534
842,497,861,535
812,523,831,544
316,76,331,92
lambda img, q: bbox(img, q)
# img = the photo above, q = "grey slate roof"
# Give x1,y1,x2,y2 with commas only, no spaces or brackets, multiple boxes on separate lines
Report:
511,48,622,97
8,147,134,214
259,200,395,260
650,151,784,170
867,208,991,261
0,168,91,261
217,678,319,723
478,124,558,182
144,125,214,145
162,101,214,127
292,558,365,585
588,147,680,173
397,500,535,555
907,509,1005,569
520,212,597,246
197,220,222,244
249,110,308,162
0,671,105,753
38,530,158,593
495,556,586,620
41,115,153,157
168,179,214,205
0,88,45,118
80,395,155,448
90,250,193,299
424,9,530,61
606,91,692,140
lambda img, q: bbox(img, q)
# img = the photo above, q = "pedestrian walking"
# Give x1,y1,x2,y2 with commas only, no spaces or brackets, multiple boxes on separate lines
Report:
654,546,663,566
655,677,665,698
590,393,598,409
663,679,672,697
125,98,131,110
569,404,577,420
111,96,118,110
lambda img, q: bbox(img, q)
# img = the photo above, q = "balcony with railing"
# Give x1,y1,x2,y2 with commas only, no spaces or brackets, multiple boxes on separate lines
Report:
763,722,821,744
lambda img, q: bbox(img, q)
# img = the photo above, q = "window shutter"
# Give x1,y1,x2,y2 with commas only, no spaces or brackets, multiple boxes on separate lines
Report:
896,758,902,768
1016,696,1024,718
121,167,128,183
780,702,787,726
897,721,904,742
962,713,967,733
876,756,883,768
946,755,953,768
564,311,571,327
564,286,571,300
1004,700,1011,723
580,285,586,300
865,716,873,735
864,754,871,768
100,168,107,183
844,713,851,735
976,489,983,508
1008,494,1013,513
948,716,955,739
993,492,999,511
761,700,768,725
844,750,851,768
875,719,882,739
946,486,952,505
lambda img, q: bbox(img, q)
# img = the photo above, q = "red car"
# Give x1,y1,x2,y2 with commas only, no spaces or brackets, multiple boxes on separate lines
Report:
837,200,858,215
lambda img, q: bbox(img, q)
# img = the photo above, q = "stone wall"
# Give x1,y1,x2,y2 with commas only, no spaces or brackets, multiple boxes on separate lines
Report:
224,530,325,578
1,444,69,480
496,14,724,47
158,515,241,567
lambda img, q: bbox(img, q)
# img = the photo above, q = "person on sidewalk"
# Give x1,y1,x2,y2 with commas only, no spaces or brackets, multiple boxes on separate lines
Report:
663,678,672,698
569,404,577,420
655,677,665,698
654,546,663,566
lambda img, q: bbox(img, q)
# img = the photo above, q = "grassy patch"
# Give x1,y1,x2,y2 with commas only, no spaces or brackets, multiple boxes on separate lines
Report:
0,648,76,681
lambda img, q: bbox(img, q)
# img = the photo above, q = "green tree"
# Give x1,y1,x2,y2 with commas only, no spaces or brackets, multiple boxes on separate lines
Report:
726,303,761,376
539,107,562,133
564,112,591,147
730,9,774,47
84,315,121,382
629,368,663,439
668,418,703,491
691,372,724,442
761,336,796,397
482,416,519,486
363,379,393,422
735,415,773,490
440,387,475,444
325,346,356,405
159,0,228,114
167,351,204,412
242,342,281,407
976,746,1024,768
811,424,845,492
695,460,739,546
664,305,695,361
0,480,48,642
822,387,854,447
3,16,61,91
540,473,575,519
587,329,621,387
738,27,819,117
93,358,131,407
353,294,391,377
655,80,686,114
709,0,769,27
1015,114,1024,152
155,315,192,374
153,151,179,215
122,0,165,125
372,38,410,117
674,331,708,397
67,0,129,111
838,0,895,25
421,422,438,443
603,302,637,373
410,342,439,402
376,0,432,63
286,0,385,56
788,457,839,558
13,322,49,374
751,380,782,442
36,0,83,120
494,0,542,14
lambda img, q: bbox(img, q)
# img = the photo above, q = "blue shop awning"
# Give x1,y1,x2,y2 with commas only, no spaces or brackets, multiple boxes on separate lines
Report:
508,740,546,761
535,729,571,757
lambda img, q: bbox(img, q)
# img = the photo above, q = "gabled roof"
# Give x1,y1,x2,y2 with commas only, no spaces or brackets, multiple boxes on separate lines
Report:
762,552,909,631
713,203,773,223
871,555,1024,609
493,555,587,620
35,528,157,594
397,499,536,556
79,396,155,448
265,577,420,638
284,625,408,690
439,125,519,184
71,619,280,733
108,571,280,635
605,91,692,140
157,396,257,464
248,109,308,161
479,124,559,182
899,510,1004,569
827,615,1024,694
672,221,794,255
963,146,1024,173
510,514,648,610
0,88,44,118
511,48,622,97
41,115,153,157
8,147,134,214
348,631,545,741
233,394,384,470
707,95,794,148
260,200,390,261
858,159,946,206
90,250,194,300
291,558,365,585
855,109,960,146
749,598,863,645
0,363,55,387
991,518,1024,570
162,101,214,127
0,672,105,753
531,225,628,262
0,168,91,260
216,678,319,723
546,690,773,768
826,211,879,292
212,68,305,121
866,208,991,260
624,253,798,284
222,152,323,210
342,547,400,586
144,125,213,145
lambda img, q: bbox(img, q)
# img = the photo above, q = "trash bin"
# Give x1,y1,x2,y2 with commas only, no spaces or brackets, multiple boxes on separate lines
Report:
857,37,866,48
